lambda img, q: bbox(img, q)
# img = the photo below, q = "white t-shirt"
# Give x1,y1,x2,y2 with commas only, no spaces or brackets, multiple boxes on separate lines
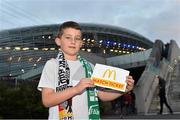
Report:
38,59,94,120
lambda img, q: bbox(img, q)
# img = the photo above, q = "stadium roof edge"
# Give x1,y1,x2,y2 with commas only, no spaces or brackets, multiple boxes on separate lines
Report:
0,23,153,45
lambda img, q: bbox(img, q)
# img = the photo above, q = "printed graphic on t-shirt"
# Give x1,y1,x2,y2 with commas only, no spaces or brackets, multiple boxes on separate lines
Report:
57,85,73,120
58,100,73,120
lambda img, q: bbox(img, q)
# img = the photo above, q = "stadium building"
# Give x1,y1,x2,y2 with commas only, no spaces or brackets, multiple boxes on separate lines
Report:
0,23,153,77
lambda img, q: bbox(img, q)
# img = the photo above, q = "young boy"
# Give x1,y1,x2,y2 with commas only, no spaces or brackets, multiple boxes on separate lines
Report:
38,21,134,120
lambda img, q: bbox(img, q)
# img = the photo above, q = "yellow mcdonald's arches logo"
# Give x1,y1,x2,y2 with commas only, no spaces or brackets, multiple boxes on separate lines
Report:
102,69,116,80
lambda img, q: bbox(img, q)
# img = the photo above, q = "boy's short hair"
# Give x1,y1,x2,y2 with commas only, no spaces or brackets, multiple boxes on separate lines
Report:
57,21,81,37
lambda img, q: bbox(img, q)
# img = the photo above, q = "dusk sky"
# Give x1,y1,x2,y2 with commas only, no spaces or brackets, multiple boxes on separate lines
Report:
0,0,179,46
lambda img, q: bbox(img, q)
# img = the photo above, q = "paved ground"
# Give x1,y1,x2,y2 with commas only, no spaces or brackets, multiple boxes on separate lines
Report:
101,112,180,119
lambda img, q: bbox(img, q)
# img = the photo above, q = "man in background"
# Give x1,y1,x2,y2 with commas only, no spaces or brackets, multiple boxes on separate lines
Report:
156,75,173,114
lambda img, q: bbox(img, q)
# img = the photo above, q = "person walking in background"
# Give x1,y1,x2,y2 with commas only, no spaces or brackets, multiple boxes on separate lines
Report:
156,75,173,114
37,21,135,120
130,91,136,114
123,91,133,115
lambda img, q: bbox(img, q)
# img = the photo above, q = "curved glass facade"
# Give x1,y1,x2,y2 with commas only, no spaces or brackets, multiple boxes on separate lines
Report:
0,23,153,78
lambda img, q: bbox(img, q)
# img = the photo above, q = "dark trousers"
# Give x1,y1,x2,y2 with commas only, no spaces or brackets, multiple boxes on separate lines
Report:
159,96,173,114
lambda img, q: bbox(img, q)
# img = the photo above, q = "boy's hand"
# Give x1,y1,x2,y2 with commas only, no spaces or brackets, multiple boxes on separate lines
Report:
125,76,134,92
74,78,94,94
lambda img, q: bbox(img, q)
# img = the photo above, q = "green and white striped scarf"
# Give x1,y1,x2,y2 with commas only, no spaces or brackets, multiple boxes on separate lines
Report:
56,50,100,120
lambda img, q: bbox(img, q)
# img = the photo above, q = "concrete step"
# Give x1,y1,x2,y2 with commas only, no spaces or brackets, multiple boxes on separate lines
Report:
102,112,180,119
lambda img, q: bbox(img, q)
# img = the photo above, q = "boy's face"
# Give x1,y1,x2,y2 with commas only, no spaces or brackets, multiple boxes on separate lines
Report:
55,28,83,59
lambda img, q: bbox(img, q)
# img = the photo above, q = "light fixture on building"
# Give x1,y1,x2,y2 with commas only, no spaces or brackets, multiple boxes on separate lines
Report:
99,40,103,43
110,49,113,52
18,57,21,62
34,48,39,50
48,36,51,39
42,48,48,51
81,48,85,51
103,49,106,54
29,58,33,62
37,57,42,62
8,56,13,61
22,47,29,50
87,49,91,52
21,69,24,73
15,47,21,50
50,48,55,50
115,50,118,53
5,47,11,50
33,64,37,67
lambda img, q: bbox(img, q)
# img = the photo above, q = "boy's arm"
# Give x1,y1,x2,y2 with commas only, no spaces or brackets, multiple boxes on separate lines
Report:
97,90,123,101
97,76,134,101
42,87,77,107
42,78,94,107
